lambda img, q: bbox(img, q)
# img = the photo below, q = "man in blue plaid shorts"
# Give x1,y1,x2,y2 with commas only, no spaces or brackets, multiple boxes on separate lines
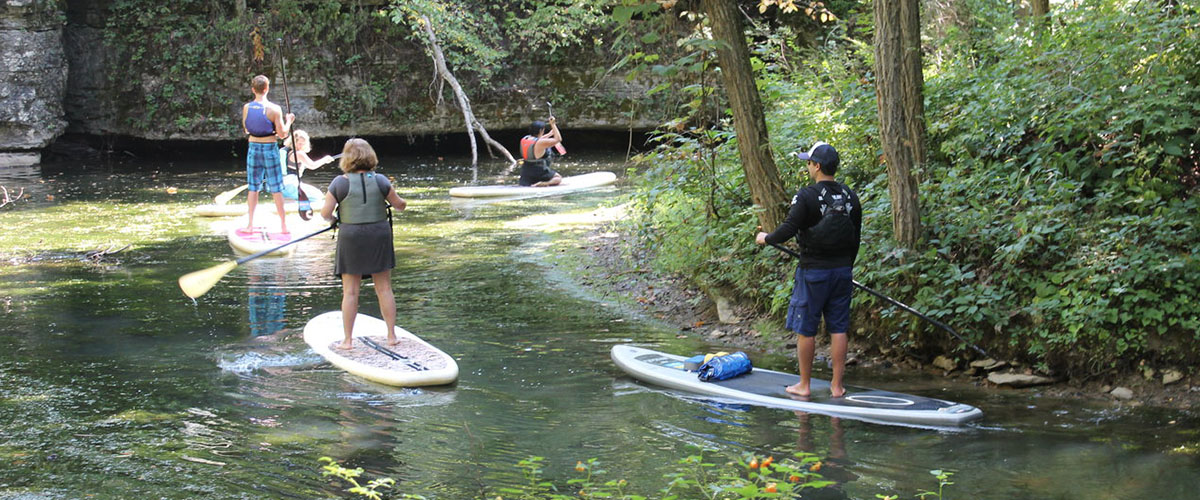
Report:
242,75,294,233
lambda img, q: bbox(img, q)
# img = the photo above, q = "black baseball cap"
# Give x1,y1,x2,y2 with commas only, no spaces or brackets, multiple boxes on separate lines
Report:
791,141,839,172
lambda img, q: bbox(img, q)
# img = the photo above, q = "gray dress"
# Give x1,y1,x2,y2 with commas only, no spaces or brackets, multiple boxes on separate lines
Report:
328,174,395,277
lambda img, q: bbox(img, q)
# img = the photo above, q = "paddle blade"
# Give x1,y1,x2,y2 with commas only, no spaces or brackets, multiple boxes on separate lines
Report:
554,143,566,155
179,261,238,298
214,185,248,205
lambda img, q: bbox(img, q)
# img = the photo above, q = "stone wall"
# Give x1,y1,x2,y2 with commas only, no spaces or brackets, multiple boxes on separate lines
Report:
0,0,67,165
56,0,663,145
0,1,665,162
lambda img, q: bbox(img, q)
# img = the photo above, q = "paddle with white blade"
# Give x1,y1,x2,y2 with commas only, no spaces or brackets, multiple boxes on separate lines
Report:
178,222,336,298
214,184,249,205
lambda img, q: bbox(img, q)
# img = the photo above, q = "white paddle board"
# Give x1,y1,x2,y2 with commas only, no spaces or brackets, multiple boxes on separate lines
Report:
304,311,458,387
448,171,616,198
196,182,325,217
612,344,982,426
226,225,298,257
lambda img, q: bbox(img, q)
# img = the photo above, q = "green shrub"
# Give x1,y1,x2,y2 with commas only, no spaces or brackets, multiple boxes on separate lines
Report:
623,1,1200,376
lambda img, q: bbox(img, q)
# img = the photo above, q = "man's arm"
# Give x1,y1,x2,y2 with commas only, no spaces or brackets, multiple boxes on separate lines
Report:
268,105,294,139
760,193,808,245
241,104,249,135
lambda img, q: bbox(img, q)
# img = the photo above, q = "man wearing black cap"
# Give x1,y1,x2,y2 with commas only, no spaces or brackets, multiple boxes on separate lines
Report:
755,141,862,397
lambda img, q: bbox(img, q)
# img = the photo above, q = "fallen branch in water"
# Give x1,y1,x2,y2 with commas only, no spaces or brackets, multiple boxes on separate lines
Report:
1,185,24,208
85,244,132,263
180,455,226,466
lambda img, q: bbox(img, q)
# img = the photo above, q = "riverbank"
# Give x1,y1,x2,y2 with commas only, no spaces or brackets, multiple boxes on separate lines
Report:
540,203,1200,414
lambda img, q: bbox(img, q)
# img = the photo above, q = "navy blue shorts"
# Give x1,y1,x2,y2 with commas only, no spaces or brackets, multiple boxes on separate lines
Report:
246,142,283,193
785,266,853,337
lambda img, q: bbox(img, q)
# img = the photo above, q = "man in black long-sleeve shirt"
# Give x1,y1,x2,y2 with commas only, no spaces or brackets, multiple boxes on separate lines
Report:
755,141,861,397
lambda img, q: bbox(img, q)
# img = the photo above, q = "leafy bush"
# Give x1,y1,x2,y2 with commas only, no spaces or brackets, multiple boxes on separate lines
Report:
623,1,1200,376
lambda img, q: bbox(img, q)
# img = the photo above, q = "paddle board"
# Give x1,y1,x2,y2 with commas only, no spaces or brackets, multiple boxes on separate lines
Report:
303,311,458,387
448,171,616,198
226,224,298,257
611,344,982,426
195,182,325,217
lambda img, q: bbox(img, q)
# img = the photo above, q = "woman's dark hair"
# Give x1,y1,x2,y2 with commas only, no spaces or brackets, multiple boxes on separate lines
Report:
529,120,547,136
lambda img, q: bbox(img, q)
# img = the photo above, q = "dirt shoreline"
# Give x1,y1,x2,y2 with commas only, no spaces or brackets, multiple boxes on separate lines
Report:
546,206,1199,413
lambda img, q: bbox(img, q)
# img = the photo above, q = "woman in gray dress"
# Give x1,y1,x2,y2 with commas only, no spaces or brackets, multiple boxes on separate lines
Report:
320,138,407,349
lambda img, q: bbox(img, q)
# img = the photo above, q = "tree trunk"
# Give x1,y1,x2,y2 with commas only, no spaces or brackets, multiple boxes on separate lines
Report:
1031,0,1050,18
700,0,788,231
418,16,516,167
873,0,925,248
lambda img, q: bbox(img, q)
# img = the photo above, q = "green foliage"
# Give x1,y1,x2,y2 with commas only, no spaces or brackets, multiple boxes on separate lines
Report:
103,0,410,134
319,450,842,500
621,0,1200,375
319,457,405,500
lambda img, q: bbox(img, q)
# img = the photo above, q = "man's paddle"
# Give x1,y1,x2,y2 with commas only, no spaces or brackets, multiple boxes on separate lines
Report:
767,242,988,356
546,101,566,156
276,37,312,221
214,184,249,205
179,223,336,298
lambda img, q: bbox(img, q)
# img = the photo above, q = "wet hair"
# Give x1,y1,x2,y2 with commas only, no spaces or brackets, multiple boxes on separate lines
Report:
285,130,312,153
339,138,378,173
529,120,547,136
251,75,269,94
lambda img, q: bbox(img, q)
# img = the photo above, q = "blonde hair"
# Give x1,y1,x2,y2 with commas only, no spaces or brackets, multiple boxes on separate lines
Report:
251,75,269,94
339,138,378,173
285,130,312,153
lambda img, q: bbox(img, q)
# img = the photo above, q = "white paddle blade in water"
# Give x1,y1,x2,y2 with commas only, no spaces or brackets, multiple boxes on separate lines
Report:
178,261,238,298
213,185,248,205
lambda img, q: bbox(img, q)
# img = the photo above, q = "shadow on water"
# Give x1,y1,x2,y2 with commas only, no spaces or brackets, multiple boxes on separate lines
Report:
1,150,1198,499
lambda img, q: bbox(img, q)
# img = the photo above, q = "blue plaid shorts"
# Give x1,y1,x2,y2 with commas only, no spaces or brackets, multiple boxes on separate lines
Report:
246,142,283,193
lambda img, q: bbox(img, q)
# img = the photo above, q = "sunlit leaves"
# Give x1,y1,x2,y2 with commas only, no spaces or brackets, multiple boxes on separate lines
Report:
757,0,837,21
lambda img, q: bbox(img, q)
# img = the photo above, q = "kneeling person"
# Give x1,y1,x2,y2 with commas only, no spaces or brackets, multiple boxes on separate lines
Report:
518,117,563,187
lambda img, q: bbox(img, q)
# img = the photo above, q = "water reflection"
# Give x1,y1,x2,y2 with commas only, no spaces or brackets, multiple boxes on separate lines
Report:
1,152,1199,500
247,272,287,338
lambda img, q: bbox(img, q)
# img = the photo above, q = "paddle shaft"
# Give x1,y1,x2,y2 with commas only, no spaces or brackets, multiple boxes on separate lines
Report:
275,37,299,178
235,223,335,265
275,37,314,221
546,101,566,155
767,242,988,356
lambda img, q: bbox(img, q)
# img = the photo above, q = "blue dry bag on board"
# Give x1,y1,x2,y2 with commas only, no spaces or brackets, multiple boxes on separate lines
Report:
697,352,753,382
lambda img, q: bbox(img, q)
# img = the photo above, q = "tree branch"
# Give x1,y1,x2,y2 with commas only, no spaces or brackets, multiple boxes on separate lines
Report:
418,15,516,168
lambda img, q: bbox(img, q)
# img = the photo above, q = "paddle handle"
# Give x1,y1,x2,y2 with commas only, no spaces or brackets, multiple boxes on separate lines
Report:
766,243,987,357
235,223,335,265
546,101,565,155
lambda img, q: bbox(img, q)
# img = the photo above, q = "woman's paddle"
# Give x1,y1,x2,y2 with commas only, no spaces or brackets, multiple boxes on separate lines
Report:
546,101,567,155
767,242,988,356
214,184,249,205
178,223,336,298
275,37,311,221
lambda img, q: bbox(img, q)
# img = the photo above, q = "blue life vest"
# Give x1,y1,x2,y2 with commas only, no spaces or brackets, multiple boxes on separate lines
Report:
245,102,275,137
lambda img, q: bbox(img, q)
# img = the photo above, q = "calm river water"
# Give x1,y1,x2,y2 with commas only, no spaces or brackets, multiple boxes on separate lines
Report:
0,148,1197,499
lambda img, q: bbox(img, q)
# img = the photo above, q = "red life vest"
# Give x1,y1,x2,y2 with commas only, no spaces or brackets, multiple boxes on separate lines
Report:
520,135,540,160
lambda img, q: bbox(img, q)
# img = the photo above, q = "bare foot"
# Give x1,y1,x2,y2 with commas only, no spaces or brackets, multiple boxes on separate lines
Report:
386,336,398,346
335,340,353,350
785,383,811,397
830,387,846,398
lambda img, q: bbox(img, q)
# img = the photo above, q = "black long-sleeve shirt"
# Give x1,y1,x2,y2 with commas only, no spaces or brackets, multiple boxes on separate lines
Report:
764,180,862,269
